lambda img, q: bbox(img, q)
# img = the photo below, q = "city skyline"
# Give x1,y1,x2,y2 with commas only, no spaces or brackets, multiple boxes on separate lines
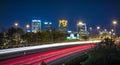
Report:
0,0,120,32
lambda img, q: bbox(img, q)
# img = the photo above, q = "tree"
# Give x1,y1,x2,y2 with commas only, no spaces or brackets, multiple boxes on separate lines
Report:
8,27,24,37
7,27,25,45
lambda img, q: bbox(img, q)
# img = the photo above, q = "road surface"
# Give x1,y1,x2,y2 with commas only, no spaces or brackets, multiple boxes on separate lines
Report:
0,44,95,65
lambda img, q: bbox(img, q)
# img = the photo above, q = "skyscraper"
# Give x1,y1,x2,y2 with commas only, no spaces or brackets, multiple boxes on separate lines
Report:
59,20,68,32
32,20,41,32
77,22,89,40
44,22,52,31
78,23,87,32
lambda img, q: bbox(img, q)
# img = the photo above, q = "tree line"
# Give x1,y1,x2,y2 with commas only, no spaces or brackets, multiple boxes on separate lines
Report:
0,27,67,48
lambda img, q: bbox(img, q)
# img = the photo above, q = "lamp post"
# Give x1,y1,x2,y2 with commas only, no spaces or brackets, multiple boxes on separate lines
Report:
77,21,83,41
112,20,117,37
89,27,92,39
26,24,30,32
89,27,92,33
14,22,18,33
96,26,100,38
14,22,19,44
25,24,30,44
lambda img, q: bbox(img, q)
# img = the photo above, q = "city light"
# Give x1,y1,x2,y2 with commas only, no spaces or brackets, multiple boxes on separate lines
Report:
14,22,18,27
49,22,52,25
77,21,83,26
26,24,30,29
97,26,100,30
113,33,116,36
89,27,92,30
111,29,114,32
0,40,101,54
44,22,48,25
59,20,68,27
109,31,112,34
112,20,117,25
68,30,72,33
32,20,41,32
112,20,118,37
44,22,52,25
32,20,41,22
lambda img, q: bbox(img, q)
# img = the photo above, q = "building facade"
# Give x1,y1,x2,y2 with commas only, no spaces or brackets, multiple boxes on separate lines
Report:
59,20,68,32
77,23,89,40
32,20,41,32
77,23,87,32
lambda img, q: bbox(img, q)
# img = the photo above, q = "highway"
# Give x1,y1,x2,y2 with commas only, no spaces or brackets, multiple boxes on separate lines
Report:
0,40,100,55
0,44,95,65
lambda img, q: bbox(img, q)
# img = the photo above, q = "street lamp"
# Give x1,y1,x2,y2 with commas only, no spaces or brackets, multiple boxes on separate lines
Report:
14,22,19,44
89,27,93,39
89,27,92,33
113,32,116,37
109,31,112,37
113,20,117,25
96,26,100,38
26,24,30,32
109,31,112,34
111,29,114,32
14,22,18,27
112,20,117,37
26,24,30,28
89,27,92,30
77,21,83,26
96,26,100,30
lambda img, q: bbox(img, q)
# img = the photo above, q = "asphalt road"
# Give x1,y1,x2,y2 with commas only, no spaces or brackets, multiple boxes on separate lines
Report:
0,44,94,65
47,49,89,65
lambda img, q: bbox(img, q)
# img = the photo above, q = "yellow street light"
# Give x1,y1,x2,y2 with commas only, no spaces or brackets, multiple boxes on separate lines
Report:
109,31,112,34
77,21,83,32
112,20,117,25
77,21,83,26
112,20,118,37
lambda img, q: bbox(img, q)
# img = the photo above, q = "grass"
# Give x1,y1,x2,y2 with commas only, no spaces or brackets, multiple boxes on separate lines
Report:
64,54,88,65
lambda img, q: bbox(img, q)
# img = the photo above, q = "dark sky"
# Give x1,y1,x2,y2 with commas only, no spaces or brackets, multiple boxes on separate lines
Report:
0,0,120,32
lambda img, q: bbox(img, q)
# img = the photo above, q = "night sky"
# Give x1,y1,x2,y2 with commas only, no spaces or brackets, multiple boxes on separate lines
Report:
0,0,120,32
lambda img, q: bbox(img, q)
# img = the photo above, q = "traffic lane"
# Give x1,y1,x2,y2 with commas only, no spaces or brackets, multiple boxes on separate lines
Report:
0,44,88,60
0,44,94,65
24,44,94,65
0,40,101,55
47,49,89,65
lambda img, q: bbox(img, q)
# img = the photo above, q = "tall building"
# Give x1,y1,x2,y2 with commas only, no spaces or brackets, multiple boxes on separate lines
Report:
77,23,87,32
77,22,89,40
59,20,68,32
32,20,41,32
44,22,52,31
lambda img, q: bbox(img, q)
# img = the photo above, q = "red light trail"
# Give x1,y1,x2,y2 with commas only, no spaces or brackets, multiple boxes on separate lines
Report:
0,44,95,65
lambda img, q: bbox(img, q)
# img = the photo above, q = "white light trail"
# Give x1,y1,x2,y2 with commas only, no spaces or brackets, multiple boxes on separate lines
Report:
0,40,101,55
